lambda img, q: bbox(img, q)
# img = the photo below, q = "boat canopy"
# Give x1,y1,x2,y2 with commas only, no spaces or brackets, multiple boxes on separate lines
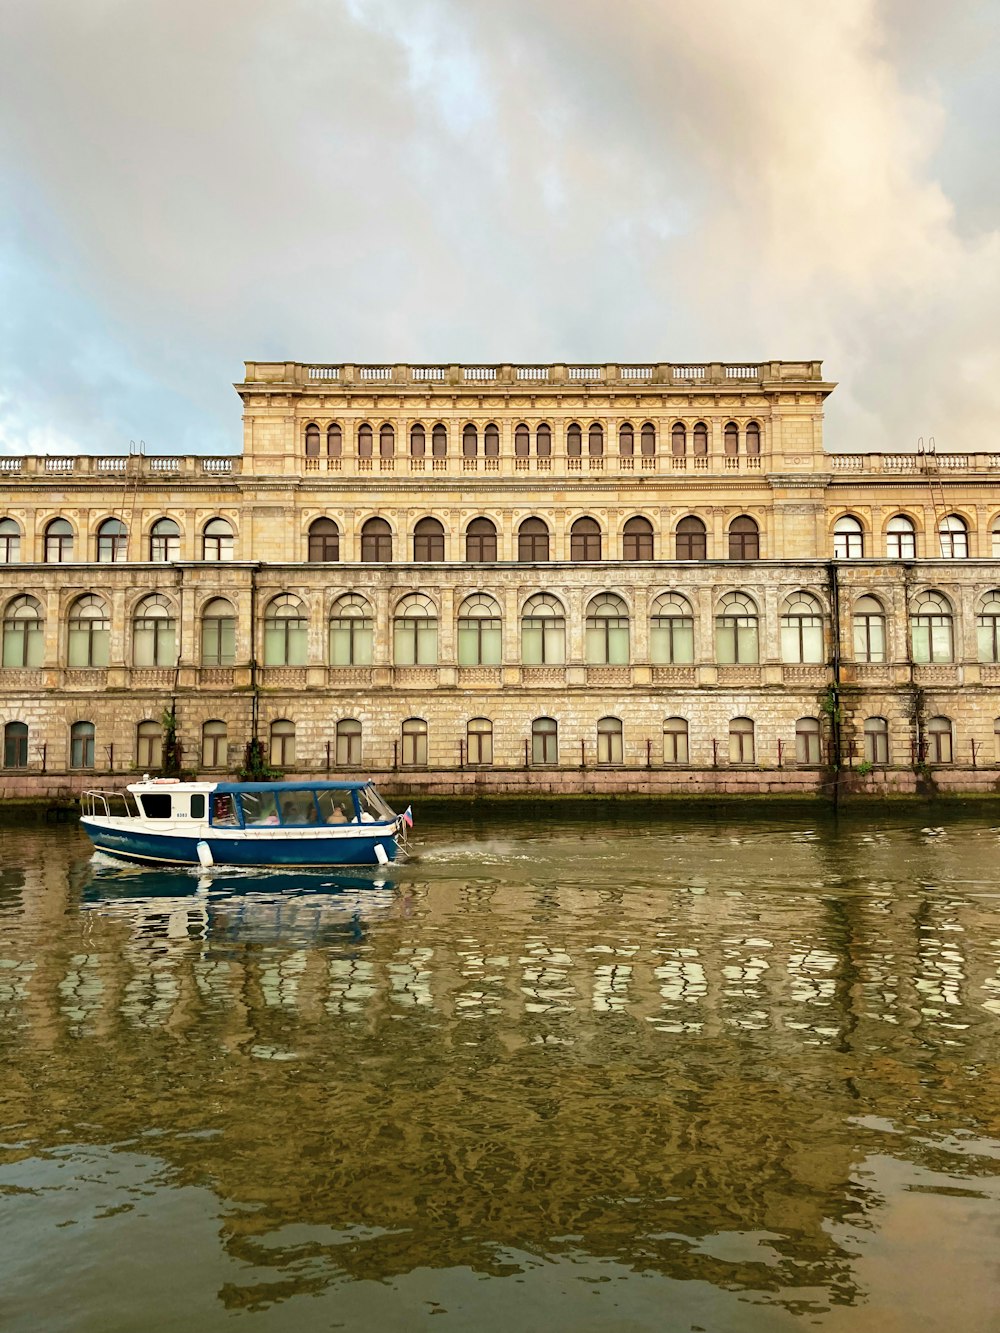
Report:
212,780,376,795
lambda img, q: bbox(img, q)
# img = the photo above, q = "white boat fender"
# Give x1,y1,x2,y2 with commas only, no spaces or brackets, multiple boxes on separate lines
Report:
197,840,215,869
373,842,390,865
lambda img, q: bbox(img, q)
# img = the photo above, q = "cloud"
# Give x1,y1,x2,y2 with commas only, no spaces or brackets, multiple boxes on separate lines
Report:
0,0,998,453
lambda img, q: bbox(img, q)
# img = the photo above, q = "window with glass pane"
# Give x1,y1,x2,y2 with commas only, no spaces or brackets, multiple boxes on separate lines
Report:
514,424,529,457
518,518,549,562
724,422,739,455
467,718,493,765
360,517,392,561
484,423,499,457
938,515,968,559
45,518,74,563
401,718,427,766
852,595,886,662
926,716,953,763
671,422,686,455
466,518,497,562
270,719,295,767
462,424,478,458
622,516,653,561
202,517,234,561
745,421,761,456
521,594,565,664
70,721,95,769
715,594,759,664
663,717,689,764
358,423,373,457
379,423,395,458
4,721,28,768
2,596,44,667
597,716,623,764
650,593,694,663
457,594,501,665
729,516,759,560
729,717,754,763
305,423,320,456
886,515,916,559
992,526,1000,559
536,422,552,456
619,422,634,457
201,598,236,666
327,423,342,457
262,595,307,667
795,717,822,764
149,518,180,562
566,423,582,457
68,595,110,667
693,422,708,455
531,717,557,764
201,720,227,767
0,518,20,563
431,423,447,457
307,518,339,562
640,422,656,457
781,593,824,663
833,515,864,558
136,720,163,768
676,516,706,560
570,517,601,560
588,422,604,456
329,594,373,666
995,717,1000,762
910,592,953,663
864,717,889,764
335,719,362,766
97,518,127,563
393,595,438,665
977,593,1000,662
410,423,425,457
413,517,445,561
585,594,630,665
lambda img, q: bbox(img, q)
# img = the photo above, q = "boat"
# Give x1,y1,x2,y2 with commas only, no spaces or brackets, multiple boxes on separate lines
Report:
80,778,412,868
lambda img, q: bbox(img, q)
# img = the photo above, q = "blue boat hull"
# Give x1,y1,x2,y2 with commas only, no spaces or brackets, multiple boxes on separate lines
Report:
82,820,401,868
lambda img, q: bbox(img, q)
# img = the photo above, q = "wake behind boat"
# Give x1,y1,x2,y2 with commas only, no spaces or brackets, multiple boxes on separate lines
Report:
80,778,413,868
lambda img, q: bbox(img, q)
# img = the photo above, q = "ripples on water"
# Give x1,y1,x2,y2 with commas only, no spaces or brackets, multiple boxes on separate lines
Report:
1,810,999,1332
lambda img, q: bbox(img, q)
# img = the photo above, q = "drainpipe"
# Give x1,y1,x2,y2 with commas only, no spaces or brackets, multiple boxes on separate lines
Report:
250,563,261,745
826,561,843,808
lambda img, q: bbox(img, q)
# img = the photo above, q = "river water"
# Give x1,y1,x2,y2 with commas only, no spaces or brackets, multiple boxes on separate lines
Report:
1,809,999,1332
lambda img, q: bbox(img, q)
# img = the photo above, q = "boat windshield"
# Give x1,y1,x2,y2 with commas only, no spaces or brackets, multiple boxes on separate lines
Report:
358,785,395,821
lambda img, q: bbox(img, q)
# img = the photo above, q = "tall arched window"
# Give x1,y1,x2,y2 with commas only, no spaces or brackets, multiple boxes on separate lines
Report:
457,593,502,665
467,717,493,765
327,423,342,457
567,422,582,457
431,422,448,457
70,721,95,769
336,718,362,766
466,517,497,562
597,716,623,765
514,423,530,457
518,517,549,562
588,422,604,456
926,716,953,763
663,717,689,764
96,518,127,563
305,423,320,456
136,719,163,769
833,515,864,559
781,592,824,663
619,422,634,457
329,593,373,666
45,518,74,563
484,422,500,457
570,516,601,560
864,717,889,765
650,593,694,664
149,518,180,562
671,422,686,456
745,421,761,456
676,516,706,561
0,518,21,564
379,423,395,458
67,595,110,668
202,720,228,768
202,517,234,561
910,591,953,663
410,423,426,457
521,594,565,664
795,717,822,764
729,516,759,560
401,718,427,766
992,519,1000,558
585,593,630,665
270,719,296,767
693,422,708,455
852,595,886,663
729,717,755,764
413,517,445,561
2,596,43,668
724,422,739,455
886,514,916,559
358,423,373,458
536,422,552,456
531,717,558,764
640,422,656,457
3,721,28,769
977,592,1000,662
307,518,340,562
462,423,478,458
939,514,969,559
393,594,438,665
623,516,653,561
262,595,307,667
360,517,392,561
133,595,177,667
716,593,759,664
202,597,236,667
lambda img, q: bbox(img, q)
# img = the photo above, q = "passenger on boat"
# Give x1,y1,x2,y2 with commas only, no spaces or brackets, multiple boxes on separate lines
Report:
327,804,349,824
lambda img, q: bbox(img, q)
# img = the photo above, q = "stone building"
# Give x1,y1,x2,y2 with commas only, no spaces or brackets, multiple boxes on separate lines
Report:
2,357,1000,796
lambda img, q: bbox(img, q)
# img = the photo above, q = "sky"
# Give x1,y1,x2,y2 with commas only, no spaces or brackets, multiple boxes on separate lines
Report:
1,0,999,456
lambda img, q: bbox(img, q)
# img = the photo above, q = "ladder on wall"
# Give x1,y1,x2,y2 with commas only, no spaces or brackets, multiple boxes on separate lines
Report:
116,440,145,561
917,437,948,556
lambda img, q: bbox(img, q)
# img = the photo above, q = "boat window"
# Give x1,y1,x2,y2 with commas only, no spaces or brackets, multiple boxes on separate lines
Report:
316,788,359,824
211,793,238,826
190,794,206,820
276,791,320,826
239,791,279,825
358,787,391,822
139,793,172,820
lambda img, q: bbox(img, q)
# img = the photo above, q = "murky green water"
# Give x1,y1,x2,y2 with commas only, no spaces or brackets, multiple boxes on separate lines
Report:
1,810,999,1332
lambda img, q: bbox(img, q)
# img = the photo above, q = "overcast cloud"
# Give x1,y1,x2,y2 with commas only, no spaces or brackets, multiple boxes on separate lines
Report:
1,0,998,454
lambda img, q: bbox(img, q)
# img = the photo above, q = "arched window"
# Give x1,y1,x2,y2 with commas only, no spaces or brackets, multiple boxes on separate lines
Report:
262,595,307,667
724,422,739,456
462,423,478,458
795,717,822,765
745,421,761,456
413,517,445,561
2,596,43,668
457,593,502,665
96,517,127,563
781,592,824,663
567,422,582,457
336,718,362,766
202,517,234,561
663,717,689,764
729,717,755,764
650,593,694,664
676,516,706,561
536,422,552,457
393,594,438,665
305,423,320,457
329,593,373,666
585,593,630,665
977,592,1000,663
514,423,530,457
926,716,953,764
834,515,864,559
133,594,177,667
0,518,21,564
70,721,95,769
640,422,656,457
379,423,395,458
693,421,708,456
671,422,686,456
521,593,565,664
939,514,969,559
623,516,653,561
270,719,296,767
202,720,227,768
619,422,634,457
360,517,392,562
570,516,601,561
716,593,759,664
3,721,28,769
531,717,558,765
431,422,448,457
484,422,500,457
136,719,163,769
467,717,493,765
149,518,180,562
44,518,74,563
202,597,236,667
729,516,759,560
67,595,110,668
910,591,953,663
853,595,886,663
597,716,623,765
518,517,549,562
358,423,373,458
401,718,427,766
307,517,340,562
864,717,889,765
886,514,916,559
327,423,342,458
410,423,425,458
466,517,497,562
588,422,604,456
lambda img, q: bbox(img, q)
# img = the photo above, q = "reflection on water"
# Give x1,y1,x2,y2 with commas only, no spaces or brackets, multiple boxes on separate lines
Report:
1,812,1000,1332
